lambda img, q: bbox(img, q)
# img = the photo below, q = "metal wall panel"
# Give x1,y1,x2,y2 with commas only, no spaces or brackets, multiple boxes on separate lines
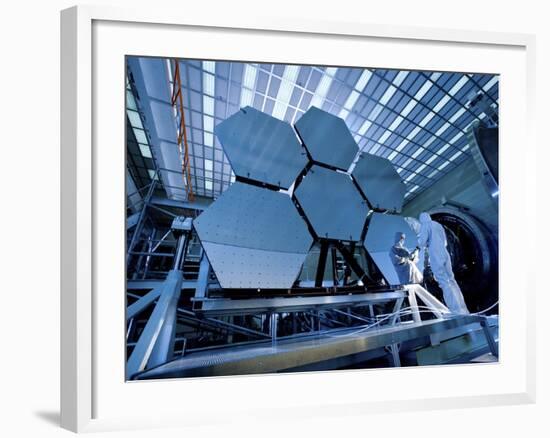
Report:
194,182,313,289
363,212,419,285
215,106,308,189
294,165,369,242
352,153,406,212
294,106,358,171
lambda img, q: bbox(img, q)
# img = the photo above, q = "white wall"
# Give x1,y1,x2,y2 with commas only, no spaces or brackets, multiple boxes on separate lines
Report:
0,1,547,437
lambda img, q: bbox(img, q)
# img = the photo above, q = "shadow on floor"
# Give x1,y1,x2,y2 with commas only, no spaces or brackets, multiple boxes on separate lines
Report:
34,410,60,426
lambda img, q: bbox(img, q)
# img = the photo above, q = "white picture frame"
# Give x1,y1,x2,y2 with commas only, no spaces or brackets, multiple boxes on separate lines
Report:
60,5,536,433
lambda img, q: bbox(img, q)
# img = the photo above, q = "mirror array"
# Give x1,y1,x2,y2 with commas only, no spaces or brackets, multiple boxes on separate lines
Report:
195,106,418,289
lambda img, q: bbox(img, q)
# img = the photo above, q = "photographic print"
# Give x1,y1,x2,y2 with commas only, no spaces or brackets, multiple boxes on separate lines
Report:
125,56,499,380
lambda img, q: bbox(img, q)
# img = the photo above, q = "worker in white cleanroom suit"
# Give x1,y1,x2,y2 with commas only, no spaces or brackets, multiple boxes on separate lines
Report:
418,212,469,314
391,232,423,285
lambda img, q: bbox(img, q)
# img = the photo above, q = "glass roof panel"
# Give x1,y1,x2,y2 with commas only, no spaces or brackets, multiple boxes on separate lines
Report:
148,58,498,201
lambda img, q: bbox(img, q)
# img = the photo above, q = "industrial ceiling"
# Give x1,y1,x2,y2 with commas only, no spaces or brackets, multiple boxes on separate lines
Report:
126,58,499,204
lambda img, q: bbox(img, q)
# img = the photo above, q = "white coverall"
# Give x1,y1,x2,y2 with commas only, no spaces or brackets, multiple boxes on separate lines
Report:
418,213,469,314
390,233,423,285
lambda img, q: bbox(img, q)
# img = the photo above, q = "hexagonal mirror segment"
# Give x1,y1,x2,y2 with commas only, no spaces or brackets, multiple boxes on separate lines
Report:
293,165,369,242
215,106,308,189
294,106,358,171
352,153,406,212
194,182,313,289
363,212,420,286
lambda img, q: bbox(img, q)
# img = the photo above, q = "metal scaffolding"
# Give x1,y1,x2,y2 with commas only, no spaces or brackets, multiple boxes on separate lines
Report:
125,201,499,380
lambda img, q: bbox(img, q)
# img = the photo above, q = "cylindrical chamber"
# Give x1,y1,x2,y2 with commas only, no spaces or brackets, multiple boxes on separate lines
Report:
424,206,498,313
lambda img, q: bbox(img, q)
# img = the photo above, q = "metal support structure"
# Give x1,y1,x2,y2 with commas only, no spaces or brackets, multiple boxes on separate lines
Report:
131,217,154,280
134,314,492,380
141,227,157,279
194,253,211,298
127,180,156,267
176,308,270,339
315,241,329,287
408,284,449,318
128,279,197,290
173,234,188,271
342,243,355,285
192,291,406,316
126,220,193,377
205,317,270,339
407,286,422,323
126,318,134,341
148,278,182,369
334,242,371,285
126,212,140,230
174,337,188,357
126,269,184,378
306,311,347,327
389,344,401,367
390,297,405,325
330,246,339,286
150,229,173,253
148,203,178,218
129,251,174,258
270,313,278,345
126,287,162,320
150,195,211,211
332,308,371,324
480,317,499,358
124,197,497,378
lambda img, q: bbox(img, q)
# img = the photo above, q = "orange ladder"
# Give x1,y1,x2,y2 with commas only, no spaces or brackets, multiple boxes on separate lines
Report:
170,60,195,201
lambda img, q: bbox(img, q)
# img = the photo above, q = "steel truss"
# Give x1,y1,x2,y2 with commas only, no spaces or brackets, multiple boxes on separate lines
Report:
126,201,499,380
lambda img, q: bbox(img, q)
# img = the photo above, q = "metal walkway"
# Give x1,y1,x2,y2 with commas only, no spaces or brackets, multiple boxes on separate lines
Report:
135,314,498,380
